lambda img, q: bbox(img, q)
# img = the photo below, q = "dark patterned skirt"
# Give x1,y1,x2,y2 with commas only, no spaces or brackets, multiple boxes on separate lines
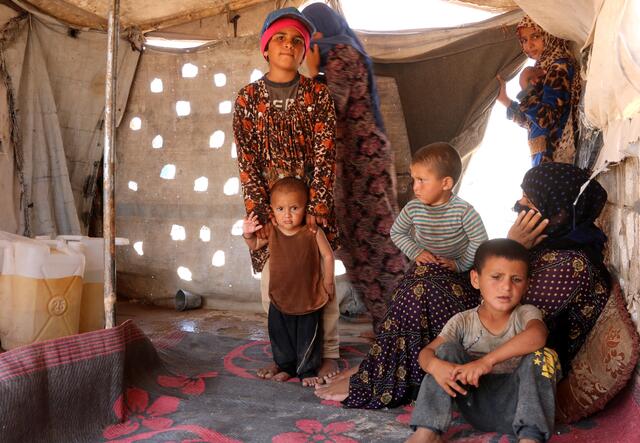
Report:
344,263,480,409
343,248,610,410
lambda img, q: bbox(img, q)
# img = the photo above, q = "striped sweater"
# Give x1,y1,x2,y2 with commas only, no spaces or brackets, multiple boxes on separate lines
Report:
390,195,488,272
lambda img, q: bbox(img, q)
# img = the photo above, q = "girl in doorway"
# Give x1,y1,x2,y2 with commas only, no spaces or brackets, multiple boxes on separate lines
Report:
497,16,582,166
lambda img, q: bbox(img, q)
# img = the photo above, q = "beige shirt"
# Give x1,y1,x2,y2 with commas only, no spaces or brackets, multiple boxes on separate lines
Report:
439,304,544,373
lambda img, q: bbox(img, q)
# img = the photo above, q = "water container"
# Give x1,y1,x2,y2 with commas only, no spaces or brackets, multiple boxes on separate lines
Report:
57,235,129,333
0,232,85,350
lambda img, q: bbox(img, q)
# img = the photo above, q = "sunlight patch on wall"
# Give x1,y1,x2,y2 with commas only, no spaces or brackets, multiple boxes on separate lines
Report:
250,69,263,82
223,177,240,195
150,78,163,93
209,130,225,149
176,101,191,116
212,250,225,267
182,63,198,78
170,224,186,241
160,164,176,180
133,241,144,256
128,181,138,191
194,176,209,192
152,135,163,149
335,259,347,276
214,73,227,87
231,219,244,236
199,226,211,242
177,266,192,281
129,117,142,130
231,142,237,159
218,101,232,114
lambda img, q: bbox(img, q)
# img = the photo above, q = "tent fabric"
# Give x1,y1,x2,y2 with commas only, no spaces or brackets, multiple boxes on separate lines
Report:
355,10,523,61
1,10,139,236
373,18,526,158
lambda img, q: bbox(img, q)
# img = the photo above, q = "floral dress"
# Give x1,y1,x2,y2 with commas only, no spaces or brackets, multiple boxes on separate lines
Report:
323,44,407,330
233,75,338,271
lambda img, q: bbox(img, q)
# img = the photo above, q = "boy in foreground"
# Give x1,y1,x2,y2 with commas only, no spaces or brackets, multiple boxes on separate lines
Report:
407,238,559,443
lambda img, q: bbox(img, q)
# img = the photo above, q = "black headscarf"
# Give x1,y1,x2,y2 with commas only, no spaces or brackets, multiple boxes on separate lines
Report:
515,163,608,268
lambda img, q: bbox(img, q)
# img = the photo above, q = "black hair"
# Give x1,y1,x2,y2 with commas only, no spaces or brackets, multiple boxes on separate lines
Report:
473,238,530,274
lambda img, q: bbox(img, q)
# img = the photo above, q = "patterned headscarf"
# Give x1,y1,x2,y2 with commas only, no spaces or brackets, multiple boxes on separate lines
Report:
302,3,385,130
518,162,608,265
516,16,582,162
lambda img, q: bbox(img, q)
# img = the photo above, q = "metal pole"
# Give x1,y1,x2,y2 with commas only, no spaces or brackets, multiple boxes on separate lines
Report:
103,0,120,329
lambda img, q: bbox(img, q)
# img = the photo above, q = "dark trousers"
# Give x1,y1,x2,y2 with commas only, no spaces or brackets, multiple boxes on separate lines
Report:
268,303,322,379
410,342,559,442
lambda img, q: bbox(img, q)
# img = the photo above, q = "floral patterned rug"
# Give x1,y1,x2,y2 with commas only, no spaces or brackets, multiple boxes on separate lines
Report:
1,320,638,442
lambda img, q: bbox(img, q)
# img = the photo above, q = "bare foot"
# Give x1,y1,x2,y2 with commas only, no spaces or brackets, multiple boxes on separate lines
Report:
256,362,279,380
314,377,349,401
324,364,358,384
302,376,321,387
405,427,442,443
316,358,340,382
272,371,291,382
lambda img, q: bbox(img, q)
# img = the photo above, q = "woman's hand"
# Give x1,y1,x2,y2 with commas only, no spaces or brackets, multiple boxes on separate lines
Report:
305,32,323,78
306,213,328,233
507,209,549,249
496,75,511,107
255,221,272,240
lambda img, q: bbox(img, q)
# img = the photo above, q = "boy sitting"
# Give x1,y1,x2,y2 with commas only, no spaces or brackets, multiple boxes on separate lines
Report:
243,177,335,385
407,238,559,443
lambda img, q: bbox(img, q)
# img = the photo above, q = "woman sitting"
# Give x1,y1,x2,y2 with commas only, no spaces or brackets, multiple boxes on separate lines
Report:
315,162,610,409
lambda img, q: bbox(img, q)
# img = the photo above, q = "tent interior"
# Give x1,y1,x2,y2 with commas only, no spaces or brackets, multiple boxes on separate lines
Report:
0,0,638,441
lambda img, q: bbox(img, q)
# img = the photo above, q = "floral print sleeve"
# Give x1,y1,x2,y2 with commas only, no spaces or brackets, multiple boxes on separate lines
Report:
308,82,337,217
233,85,269,223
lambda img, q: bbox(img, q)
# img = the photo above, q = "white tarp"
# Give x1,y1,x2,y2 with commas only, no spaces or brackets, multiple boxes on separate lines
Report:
0,10,139,236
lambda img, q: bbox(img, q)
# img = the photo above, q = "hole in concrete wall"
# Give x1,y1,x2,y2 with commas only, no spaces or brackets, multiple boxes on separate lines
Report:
223,177,239,195
160,164,176,180
199,226,211,242
231,142,237,159
194,176,208,192
128,181,138,191
152,135,163,149
133,241,144,256
129,117,142,130
209,130,225,149
214,73,227,87
182,63,198,78
250,69,263,82
231,219,243,236
150,78,163,93
170,224,186,241
177,266,192,281
218,101,232,114
176,101,191,116
212,250,225,267
335,259,347,276
252,269,261,279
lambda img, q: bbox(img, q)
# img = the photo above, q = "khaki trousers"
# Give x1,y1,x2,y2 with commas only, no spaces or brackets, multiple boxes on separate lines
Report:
261,259,340,359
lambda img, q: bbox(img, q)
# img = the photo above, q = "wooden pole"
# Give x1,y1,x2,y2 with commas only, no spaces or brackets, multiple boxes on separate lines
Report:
103,0,120,329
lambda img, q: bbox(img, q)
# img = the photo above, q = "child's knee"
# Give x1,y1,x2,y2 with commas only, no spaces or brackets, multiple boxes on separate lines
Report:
434,341,466,361
520,347,561,381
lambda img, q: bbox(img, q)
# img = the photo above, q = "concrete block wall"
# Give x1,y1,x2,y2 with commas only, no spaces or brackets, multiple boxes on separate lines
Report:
598,156,640,332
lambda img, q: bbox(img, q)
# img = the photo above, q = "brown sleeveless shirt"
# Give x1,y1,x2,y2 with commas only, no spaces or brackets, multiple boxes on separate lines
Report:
268,225,328,315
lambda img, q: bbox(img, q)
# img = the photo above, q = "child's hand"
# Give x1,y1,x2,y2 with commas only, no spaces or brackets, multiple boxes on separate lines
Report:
323,278,335,300
428,358,468,398
451,358,493,388
243,212,263,237
436,256,457,272
415,250,437,265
